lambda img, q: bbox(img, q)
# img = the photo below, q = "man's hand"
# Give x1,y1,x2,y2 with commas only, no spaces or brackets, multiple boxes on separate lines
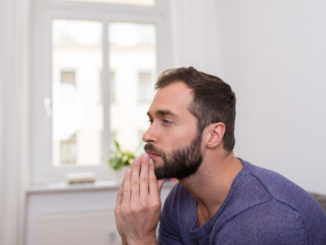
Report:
115,154,165,245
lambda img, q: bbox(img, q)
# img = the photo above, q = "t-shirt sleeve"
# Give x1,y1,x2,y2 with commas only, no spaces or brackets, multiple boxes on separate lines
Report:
158,185,183,245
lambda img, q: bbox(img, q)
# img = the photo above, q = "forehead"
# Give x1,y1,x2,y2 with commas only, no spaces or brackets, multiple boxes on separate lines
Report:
148,82,194,116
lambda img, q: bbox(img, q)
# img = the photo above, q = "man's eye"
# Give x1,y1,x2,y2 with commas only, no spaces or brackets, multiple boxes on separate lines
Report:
148,119,153,125
162,119,173,126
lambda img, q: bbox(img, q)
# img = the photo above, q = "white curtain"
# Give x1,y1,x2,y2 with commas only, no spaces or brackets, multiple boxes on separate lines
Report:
168,0,223,76
0,0,29,244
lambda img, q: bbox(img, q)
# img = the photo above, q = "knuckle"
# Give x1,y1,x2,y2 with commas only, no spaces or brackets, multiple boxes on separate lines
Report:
140,176,148,184
123,207,132,216
129,207,136,214
150,200,161,209
131,179,139,188
140,200,147,208
150,176,157,183
130,202,141,213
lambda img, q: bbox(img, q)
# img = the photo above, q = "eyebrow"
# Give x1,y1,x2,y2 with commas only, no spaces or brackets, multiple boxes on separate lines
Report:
147,110,178,118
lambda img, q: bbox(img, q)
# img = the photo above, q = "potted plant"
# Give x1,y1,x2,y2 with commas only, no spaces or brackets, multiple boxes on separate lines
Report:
109,141,135,171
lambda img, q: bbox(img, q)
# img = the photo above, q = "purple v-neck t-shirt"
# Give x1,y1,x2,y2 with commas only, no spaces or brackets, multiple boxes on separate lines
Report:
158,159,326,245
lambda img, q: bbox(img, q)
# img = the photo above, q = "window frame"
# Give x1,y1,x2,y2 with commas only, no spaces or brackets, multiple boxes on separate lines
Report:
30,0,171,185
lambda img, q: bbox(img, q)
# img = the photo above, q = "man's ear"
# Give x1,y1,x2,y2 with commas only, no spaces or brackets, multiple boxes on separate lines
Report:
203,122,226,149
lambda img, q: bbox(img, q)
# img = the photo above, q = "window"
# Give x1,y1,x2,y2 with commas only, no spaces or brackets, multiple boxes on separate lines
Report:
109,22,156,150
52,20,103,167
59,70,77,166
61,71,76,86
137,71,153,103
60,133,77,165
109,71,116,103
31,0,171,184
59,0,155,6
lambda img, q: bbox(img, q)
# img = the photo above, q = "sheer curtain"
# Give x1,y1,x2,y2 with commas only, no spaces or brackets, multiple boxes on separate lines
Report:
0,0,29,244
168,0,223,75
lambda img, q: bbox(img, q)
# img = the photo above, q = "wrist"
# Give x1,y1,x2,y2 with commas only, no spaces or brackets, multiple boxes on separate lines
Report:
126,234,157,245
121,238,128,245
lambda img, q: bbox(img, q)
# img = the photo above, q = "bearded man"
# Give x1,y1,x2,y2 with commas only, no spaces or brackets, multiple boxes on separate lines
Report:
114,67,326,245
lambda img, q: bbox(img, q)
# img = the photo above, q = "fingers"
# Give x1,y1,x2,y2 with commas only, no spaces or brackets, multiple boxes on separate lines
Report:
131,157,141,202
115,183,123,208
158,179,165,192
119,153,162,206
140,154,150,199
116,168,128,208
149,158,164,198
122,169,131,205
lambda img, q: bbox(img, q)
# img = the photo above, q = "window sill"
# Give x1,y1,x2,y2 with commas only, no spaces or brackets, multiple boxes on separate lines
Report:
26,180,121,195
26,180,176,195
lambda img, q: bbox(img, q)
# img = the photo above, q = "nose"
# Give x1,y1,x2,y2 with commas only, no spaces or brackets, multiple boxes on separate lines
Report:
142,124,156,143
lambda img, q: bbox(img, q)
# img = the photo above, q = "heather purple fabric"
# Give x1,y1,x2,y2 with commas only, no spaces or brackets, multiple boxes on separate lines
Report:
158,159,326,245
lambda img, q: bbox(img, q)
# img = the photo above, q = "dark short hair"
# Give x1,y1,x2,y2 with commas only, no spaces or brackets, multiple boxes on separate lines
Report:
155,67,236,152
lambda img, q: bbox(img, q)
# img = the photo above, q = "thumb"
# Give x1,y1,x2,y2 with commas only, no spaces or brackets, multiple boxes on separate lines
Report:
158,179,165,193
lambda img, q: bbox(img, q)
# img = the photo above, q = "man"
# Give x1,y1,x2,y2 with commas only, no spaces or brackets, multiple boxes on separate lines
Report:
115,67,326,245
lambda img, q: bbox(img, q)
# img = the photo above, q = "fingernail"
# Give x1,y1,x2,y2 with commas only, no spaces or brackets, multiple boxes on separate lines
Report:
143,153,149,161
125,169,131,177
149,159,154,166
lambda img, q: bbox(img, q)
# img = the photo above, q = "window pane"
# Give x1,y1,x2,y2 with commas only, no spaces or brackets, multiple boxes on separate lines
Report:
60,0,155,6
137,71,152,103
109,22,156,152
52,19,103,167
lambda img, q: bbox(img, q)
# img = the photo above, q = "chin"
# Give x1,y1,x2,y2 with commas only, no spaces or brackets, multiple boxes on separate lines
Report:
152,158,164,167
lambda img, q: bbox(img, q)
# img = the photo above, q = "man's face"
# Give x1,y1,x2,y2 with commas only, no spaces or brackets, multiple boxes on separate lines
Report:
142,82,203,180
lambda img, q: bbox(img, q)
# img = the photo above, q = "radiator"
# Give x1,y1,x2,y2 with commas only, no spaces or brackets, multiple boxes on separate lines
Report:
36,210,121,245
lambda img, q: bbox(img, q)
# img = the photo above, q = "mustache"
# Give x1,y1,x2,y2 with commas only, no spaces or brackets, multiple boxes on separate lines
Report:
144,143,163,156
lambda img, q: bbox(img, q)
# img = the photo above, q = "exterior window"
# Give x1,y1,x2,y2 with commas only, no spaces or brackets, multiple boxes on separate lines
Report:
137,71,152,103
109,22,156,151
59,70,77,165
61,71,76,86
109,71,116,103
60,133,77,165
52,20,103,167
31,0,170,184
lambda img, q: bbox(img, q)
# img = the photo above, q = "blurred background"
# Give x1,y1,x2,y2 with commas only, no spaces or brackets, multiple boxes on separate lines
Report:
1,0,326,244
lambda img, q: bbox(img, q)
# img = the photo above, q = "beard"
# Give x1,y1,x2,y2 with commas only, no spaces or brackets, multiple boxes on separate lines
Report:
144,130,203,180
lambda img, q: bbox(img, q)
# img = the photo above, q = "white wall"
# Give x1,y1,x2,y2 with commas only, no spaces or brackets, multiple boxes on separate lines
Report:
169,0,222,74
0,0,30,244
0,0,5,238
25,183,174,245
216,0,326,194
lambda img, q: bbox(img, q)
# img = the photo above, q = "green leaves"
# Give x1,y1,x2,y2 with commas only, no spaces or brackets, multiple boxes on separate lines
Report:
109,141,135,170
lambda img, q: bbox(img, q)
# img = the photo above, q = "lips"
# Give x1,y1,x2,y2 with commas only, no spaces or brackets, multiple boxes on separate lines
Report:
145,150,161,159
144,143,163,160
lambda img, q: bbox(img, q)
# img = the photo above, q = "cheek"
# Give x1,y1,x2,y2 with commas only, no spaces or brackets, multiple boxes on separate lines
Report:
167,126,197,148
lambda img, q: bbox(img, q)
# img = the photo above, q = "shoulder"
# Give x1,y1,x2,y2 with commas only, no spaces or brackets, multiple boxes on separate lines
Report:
244,160,326,216
216,199,309,244
228,159,326,244
241,160,323,212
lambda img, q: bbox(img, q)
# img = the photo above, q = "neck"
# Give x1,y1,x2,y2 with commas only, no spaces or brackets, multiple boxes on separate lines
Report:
179,151,243,226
